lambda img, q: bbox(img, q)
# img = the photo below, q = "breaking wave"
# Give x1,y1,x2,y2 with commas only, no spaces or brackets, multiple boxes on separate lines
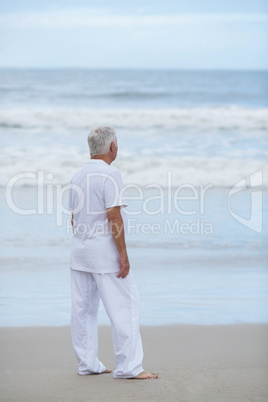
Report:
0,106,268,133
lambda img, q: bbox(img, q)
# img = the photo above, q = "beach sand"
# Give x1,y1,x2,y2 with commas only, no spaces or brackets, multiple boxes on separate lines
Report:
0,325,267,401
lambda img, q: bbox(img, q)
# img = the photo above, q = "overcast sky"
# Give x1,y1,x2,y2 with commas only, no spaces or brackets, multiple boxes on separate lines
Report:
0,0,267,69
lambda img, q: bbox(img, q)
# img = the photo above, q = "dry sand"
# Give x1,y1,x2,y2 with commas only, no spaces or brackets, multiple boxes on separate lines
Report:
0,325,268,401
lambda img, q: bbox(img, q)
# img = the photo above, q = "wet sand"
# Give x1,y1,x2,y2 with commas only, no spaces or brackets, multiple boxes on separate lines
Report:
0,325,268,401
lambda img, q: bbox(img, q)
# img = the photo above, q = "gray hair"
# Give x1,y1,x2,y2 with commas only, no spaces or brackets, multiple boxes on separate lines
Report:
87,126,117,156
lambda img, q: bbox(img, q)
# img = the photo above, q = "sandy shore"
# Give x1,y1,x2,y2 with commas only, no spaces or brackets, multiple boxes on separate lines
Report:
0,325,267,401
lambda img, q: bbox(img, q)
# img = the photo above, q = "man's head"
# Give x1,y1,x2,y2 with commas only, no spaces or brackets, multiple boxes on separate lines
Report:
88,126,118,164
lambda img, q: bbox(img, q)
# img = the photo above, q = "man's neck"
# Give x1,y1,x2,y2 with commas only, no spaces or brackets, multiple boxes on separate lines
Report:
90,155,112,165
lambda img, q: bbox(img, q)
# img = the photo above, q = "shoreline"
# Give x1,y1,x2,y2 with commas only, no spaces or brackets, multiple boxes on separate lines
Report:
1,324,267,401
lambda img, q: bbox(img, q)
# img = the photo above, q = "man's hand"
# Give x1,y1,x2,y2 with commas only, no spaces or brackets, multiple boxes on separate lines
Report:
117,251,130,279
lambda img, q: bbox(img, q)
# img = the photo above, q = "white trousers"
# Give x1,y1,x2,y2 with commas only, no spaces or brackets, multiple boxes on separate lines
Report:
70,268,144,378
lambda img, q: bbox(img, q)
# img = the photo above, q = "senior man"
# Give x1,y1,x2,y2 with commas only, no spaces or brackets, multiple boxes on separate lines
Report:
68,126,157,380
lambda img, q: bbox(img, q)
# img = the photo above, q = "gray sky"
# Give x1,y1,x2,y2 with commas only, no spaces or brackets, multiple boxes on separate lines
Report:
0,0,267,69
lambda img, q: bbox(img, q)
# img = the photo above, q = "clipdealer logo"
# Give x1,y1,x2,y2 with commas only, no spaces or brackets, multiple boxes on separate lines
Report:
227,170,263,232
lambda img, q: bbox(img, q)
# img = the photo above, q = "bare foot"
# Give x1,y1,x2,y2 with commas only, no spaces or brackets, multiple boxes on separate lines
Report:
131,370,158,379
78,369,112,375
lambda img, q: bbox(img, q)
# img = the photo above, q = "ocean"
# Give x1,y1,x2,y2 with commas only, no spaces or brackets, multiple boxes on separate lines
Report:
0,69,267,326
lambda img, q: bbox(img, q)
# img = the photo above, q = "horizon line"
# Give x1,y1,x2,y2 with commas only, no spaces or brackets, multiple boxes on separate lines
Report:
0,67,267,72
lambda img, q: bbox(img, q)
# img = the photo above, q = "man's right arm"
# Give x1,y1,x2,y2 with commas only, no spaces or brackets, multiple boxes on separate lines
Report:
71,213,76,234
106,206,130,279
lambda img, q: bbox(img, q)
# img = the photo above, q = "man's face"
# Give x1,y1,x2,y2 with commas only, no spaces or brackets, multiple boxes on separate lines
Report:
115,143,118,159
112,141,118,161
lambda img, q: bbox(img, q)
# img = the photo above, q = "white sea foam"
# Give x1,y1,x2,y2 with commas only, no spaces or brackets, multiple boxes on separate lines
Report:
0,106,268,133
1,106,267,188
3,152,268,188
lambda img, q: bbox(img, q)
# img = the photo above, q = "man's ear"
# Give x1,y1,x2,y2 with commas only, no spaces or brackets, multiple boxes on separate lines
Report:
110,141,116,152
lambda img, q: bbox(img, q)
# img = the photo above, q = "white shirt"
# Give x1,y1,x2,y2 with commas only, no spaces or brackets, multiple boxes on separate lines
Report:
68,159,128,273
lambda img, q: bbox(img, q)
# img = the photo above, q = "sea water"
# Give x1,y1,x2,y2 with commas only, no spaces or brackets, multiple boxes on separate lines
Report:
0,69,267,326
